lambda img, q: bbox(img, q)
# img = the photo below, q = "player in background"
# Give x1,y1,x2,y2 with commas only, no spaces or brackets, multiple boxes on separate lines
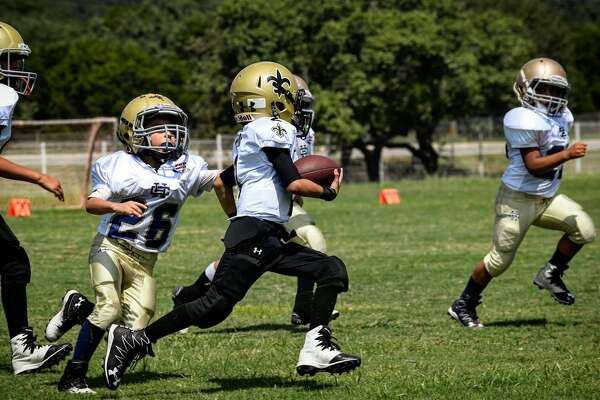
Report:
170,75,339,326
102,61,360,391
0,21,72,375
44,94,235,393
448,58,596,328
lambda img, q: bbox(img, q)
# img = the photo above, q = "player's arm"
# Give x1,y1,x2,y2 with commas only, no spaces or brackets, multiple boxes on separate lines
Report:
85,197,146,217
213,165,236,218
262,147,341,201
0,155,64,201
520,142,587,175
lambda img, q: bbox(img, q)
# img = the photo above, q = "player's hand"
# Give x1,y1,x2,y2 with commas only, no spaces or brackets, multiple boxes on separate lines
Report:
330,168,343,195
113,201,147,217
37,174,64,202
567,142,587,159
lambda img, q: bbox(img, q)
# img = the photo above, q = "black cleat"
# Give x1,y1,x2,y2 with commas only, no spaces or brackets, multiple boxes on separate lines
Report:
104,325,154,390
296,325,360,376
448,295,484,328
58,360,96,394
533,263,575,305
46,289,94,342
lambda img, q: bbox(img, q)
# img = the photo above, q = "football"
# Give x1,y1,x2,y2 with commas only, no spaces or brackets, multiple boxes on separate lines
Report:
294,155,340,186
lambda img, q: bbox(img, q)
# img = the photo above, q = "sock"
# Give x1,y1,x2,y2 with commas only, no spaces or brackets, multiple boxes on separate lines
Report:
549,248,579,272
145,305,192,343
1,284,29,338
310,286,338,329
177,262,215,303
72,320,105,362
293,277,315,319
460,277,485,299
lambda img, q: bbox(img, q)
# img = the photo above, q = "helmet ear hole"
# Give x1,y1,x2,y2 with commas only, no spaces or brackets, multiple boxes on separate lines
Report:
275,102,286,112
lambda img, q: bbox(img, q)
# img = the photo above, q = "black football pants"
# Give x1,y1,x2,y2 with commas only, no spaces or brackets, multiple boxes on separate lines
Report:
184,216,349,327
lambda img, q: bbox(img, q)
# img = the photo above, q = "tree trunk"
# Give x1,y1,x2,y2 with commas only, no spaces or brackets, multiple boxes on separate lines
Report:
354,140,384,182
416,127,438,174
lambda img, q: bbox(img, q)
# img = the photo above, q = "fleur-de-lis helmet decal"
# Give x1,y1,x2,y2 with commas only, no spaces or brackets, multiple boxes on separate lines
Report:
266,69,292,99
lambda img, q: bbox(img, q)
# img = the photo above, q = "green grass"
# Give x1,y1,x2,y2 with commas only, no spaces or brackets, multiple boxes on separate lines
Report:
0,176,599,399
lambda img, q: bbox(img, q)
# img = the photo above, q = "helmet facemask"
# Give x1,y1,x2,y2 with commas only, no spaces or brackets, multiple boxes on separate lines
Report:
517,75,570,117
292,88,314,139
132,107,189,165
0,48,36,95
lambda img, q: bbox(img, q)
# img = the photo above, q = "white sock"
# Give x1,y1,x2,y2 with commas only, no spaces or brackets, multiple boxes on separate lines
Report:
205,261,216,282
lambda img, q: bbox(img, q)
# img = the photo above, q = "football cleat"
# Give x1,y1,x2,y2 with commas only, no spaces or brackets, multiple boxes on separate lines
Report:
533,263,575,305
291,309,340,326
448,295,484,328
10,327,72,374
104,325,154,390
296,325,360,376
46,289,95,342
58,360,96,394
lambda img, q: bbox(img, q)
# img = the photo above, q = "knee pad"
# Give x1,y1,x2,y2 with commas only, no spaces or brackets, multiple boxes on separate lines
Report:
315,256,349,292
483,248,515,278
295,225,327,254
1,245,31,285
567,210,597,245
185,285,236,329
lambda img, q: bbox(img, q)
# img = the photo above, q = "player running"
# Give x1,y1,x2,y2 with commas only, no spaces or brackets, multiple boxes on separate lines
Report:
45,93,235,393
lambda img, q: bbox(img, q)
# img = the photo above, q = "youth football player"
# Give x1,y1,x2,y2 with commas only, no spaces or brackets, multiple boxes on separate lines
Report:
448,58,596,328
170,75,338,326
102,61,361,390
0,21,72,375
45,93,235,393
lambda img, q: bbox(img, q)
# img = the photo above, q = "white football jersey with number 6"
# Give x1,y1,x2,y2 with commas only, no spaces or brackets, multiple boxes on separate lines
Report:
90,151,218,253
0,83,19,153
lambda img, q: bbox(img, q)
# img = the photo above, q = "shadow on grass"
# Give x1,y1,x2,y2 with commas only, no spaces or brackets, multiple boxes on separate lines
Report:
83,370,186,388
485,318,547,327
201,375,333,393
200,323,301,335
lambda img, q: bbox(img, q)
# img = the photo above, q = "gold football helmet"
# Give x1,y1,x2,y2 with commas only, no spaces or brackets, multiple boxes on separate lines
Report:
0,22,37,95
513,58,570,116
230,61,312,136
117,93,189,162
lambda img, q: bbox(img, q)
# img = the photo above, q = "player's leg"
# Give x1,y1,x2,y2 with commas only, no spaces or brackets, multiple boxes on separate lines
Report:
45,289,95,342
449,185,537,327
532,194,596,304
120,253,157,330
286,203,335,325
0,215,72,375
102,217,278,390
172,259,218,308
59,236,124,393
269,242,360,375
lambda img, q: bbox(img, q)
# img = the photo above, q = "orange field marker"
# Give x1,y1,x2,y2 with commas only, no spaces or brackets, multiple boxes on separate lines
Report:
7,198,32,217
378,189,401,205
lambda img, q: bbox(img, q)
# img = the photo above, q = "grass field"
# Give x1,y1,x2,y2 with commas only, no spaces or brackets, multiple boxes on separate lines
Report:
0,176,599,399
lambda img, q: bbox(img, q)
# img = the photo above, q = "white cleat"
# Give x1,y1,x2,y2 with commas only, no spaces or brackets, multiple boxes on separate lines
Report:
296,325,360,376
11,328,72,375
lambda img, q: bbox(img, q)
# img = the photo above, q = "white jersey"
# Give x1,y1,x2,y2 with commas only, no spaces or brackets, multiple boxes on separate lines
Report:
233,118,297,224
501,106,573,198
90,151,218,253
0,84,19,153
293,128,315,160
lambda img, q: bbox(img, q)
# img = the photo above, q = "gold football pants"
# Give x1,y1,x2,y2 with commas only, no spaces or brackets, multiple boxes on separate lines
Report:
285,202,327,253
484,184,596,277
87,234,157,330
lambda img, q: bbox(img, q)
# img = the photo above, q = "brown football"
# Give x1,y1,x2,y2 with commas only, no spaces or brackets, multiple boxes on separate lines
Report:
294,155,340,186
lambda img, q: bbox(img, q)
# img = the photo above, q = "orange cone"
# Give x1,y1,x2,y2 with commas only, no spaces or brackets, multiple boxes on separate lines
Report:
378,189,401,205
7,198,32,217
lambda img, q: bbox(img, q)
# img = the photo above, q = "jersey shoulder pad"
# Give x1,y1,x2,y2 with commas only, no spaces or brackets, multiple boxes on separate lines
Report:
0,84,18,108
504,107,551,132
561,107,574,125
185,154,209,170
248,117,295,146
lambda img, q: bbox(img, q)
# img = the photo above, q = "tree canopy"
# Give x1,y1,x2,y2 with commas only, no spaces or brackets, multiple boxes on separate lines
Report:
4,0,599,179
